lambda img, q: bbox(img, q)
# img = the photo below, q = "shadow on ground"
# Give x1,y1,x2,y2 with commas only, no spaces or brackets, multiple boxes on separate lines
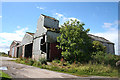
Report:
0,77,11,80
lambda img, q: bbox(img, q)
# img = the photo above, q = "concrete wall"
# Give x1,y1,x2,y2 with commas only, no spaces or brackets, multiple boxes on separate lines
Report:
33,36,47,60
9,42,17,57
21,33,33,45
33,14,60,60
34,15,47,38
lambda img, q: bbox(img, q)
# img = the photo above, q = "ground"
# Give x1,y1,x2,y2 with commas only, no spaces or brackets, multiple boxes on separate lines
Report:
0,56,119,80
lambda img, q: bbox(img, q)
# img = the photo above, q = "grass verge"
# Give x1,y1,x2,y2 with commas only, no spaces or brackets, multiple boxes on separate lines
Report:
0,70,11,79
14,58,119,78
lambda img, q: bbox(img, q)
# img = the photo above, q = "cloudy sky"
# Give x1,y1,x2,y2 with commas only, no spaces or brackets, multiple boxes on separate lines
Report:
0,2,119,55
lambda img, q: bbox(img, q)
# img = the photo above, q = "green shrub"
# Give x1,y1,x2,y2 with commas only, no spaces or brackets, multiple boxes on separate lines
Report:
38,58,47,65
14,56,118,77
32,61,41,67
92,51,105,63
52,59,61,63
92,41,106,52
68,68,78,73
28,58,34,66
92,51,120,67
15,58,21,63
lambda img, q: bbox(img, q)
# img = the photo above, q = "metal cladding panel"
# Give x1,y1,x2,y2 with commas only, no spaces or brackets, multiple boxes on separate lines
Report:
18,46,22,57
44,17,59,29
108,44,115,55
47,31,60,43
49,43,62,60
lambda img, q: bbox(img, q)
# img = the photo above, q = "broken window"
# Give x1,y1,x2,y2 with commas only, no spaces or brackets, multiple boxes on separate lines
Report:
40,35,46,53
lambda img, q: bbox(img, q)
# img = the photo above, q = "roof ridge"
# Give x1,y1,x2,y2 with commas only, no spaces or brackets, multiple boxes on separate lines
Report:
41,14,59,21
26,32,34,36
88,34,113,44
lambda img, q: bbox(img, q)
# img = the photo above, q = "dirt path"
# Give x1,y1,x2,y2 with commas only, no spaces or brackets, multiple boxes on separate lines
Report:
0,56,119,80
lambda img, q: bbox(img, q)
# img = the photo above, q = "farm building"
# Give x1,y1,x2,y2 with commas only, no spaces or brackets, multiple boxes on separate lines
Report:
9,14,115,60
88,34,115,55
20,32,34,58
32,14,62,60
9,40,21,57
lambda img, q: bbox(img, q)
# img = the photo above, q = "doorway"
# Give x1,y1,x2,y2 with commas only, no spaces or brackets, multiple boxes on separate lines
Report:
24,43,33,58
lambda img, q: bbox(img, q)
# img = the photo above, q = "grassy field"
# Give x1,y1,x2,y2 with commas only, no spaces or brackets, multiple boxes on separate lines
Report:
0,70,11,80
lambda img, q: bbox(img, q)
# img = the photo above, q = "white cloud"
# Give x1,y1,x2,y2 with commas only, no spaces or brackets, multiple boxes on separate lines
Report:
54,13,80,25
17,26,20,29
0,27,28,53
55,13,64,18
90,20,118,55
102,21,118,31
0,16,2,18
102,23,113,28
36,6,44,10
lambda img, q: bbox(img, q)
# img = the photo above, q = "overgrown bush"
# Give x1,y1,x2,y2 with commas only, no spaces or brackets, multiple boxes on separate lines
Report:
57,19,92,63
32,60,41,67
92,51,120,67
38,58,47,65
15,56,118,77
92,41,106,52
52,59,61,63
28,58,34,66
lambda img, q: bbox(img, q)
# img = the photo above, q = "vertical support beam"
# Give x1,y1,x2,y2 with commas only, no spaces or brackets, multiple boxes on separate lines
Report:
45,34,49,60
46,42,49,59
22,45,25,58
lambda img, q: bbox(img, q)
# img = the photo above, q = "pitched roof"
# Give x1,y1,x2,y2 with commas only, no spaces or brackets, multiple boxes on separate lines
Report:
41,14,59,21
26,32,34,36
13,40,21,44
10,40,21,47
88,34,114,44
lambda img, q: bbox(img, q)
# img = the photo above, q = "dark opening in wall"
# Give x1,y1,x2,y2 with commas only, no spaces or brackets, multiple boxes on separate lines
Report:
17,46,22,58
40,35,46,53
41,35,45,44
17,47,19,58
25,43,33,58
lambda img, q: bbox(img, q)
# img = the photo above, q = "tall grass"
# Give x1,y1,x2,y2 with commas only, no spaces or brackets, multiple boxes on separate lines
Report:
15,58,118,77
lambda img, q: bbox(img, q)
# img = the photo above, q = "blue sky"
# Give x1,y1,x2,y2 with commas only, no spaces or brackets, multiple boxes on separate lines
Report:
0,2,119,55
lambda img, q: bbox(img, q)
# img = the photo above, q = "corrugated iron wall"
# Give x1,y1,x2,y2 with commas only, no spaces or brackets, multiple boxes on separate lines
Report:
49,43,62,60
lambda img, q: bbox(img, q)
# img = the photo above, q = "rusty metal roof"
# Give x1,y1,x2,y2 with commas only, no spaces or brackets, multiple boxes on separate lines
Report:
88,34,114,44
44,26,60,33
26,32,34,36
41,14,59,21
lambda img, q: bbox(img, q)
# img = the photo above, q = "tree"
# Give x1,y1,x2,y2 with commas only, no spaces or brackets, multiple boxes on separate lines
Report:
57,19,92,62
92,41,106,53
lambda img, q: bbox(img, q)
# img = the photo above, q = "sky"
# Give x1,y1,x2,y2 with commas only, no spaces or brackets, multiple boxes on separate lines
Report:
0,2,119,55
